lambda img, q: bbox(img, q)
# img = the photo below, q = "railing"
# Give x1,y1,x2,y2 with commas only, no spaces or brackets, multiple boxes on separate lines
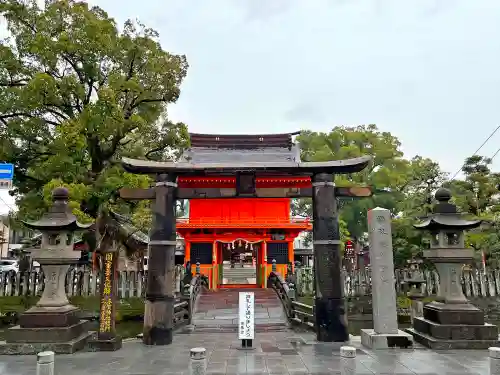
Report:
267,271,315,331
174,275,201,329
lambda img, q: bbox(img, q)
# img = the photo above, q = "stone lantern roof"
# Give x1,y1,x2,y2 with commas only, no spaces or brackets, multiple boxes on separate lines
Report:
22,187,92,231
413,187,482,231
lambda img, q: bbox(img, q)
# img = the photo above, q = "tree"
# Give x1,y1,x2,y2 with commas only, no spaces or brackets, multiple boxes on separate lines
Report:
294,125,453,266
397,156,449,217
296,125,410,239
446,156,500,216
0,0,189,226
445,156,500,264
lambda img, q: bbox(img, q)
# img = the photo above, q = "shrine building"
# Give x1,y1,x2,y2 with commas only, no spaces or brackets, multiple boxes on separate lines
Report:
175,132,312,289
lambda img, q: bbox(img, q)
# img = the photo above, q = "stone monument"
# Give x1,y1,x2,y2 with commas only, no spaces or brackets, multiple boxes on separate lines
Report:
407,188,500,349
360,207,413,349
0,187,92,354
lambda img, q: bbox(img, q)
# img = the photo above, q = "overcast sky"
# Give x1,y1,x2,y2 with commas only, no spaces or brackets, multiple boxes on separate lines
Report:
1,0,500,213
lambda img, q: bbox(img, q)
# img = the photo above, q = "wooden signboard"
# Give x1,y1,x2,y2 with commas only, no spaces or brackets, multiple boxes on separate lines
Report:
98,251,118,341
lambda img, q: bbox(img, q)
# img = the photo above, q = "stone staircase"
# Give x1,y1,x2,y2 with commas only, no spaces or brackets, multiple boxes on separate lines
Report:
189,288,289,333
223,265,256,284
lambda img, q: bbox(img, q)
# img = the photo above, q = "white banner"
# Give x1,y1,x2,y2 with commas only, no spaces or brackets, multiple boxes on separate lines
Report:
238,291,255,340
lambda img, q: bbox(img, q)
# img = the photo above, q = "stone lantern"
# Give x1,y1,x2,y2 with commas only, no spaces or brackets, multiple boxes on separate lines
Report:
402,257,425,323
0,187,92,354
407,187,499,349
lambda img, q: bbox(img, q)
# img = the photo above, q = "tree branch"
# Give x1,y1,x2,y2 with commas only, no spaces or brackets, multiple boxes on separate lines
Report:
0,79,28,87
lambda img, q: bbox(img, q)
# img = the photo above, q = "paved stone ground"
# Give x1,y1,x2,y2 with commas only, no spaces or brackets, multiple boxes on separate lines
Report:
0,331,491,374
192,288,288,332
222,264,257,284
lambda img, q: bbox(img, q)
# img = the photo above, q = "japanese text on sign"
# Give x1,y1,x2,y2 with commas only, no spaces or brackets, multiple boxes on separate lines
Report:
238,292,254,340
99,252,114,333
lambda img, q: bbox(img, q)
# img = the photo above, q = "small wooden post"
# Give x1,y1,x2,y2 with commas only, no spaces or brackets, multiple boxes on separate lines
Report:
88,250,122,351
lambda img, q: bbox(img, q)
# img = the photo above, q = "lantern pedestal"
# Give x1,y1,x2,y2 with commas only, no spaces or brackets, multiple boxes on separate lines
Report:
406,189,500,349
0,261,91,354
407,302,499,349
407,250,500,349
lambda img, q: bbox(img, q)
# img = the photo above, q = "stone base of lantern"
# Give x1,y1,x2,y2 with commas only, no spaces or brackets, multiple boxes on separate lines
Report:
19,305,80,328
87,335,123,352
0,320,91,354
407,301,500,349
360,329,413,349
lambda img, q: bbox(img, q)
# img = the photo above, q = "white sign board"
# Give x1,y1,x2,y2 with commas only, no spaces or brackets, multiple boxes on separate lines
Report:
238,291,255,340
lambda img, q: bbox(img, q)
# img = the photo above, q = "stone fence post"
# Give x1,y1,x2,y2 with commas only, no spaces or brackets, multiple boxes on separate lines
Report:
490,347,500,375
190,347,206,375
36,351,54,375
340,346,356,375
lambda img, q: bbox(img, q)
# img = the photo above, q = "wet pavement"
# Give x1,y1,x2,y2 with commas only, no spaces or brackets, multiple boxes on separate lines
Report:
192,288,288,332
0,331,491,374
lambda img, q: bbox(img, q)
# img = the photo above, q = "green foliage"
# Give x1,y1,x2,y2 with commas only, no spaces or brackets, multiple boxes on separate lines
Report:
0,295,144,322
297,125,409,238
444,156,500,265
294,124,451,263
0,0,189,225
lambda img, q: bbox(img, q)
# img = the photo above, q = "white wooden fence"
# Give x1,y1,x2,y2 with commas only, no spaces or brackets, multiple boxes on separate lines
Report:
0,265,186,298
295,266,500,298
2,264,499,300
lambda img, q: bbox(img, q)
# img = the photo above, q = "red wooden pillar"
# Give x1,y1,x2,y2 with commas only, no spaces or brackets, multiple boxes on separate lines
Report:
184,240,191,266
288,240,294,273
262,240,267,287
212,240,217,289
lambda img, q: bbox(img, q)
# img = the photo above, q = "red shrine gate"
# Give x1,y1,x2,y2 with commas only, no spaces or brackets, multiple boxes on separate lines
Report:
176,176,312,288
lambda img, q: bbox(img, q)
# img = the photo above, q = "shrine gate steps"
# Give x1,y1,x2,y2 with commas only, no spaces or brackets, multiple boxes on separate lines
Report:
189,288,289,333
222,265,257,284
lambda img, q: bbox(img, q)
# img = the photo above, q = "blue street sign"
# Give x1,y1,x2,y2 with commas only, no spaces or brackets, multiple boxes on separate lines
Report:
0,164,14,180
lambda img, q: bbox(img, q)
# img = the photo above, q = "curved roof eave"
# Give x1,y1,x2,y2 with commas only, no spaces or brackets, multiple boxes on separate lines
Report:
413,217,482,230
121,155,372,176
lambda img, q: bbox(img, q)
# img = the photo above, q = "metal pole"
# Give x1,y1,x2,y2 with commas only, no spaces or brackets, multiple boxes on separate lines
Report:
340,346,356,375
190,347,207,375
36,351,54,375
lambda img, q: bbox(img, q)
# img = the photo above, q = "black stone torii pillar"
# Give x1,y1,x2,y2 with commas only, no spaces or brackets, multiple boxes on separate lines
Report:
312,173,348,342
143,173,177,345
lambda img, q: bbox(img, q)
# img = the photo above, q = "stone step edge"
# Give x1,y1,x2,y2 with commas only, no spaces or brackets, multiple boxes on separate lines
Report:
406,328,500,349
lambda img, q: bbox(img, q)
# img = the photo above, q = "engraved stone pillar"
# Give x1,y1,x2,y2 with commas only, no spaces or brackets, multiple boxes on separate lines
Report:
312,173,347,342
143,173,177,345
360,207,413,349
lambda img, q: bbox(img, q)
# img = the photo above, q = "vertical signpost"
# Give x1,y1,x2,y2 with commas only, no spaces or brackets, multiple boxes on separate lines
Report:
238,291,255,349
0,163,14,190
88,251,122,351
